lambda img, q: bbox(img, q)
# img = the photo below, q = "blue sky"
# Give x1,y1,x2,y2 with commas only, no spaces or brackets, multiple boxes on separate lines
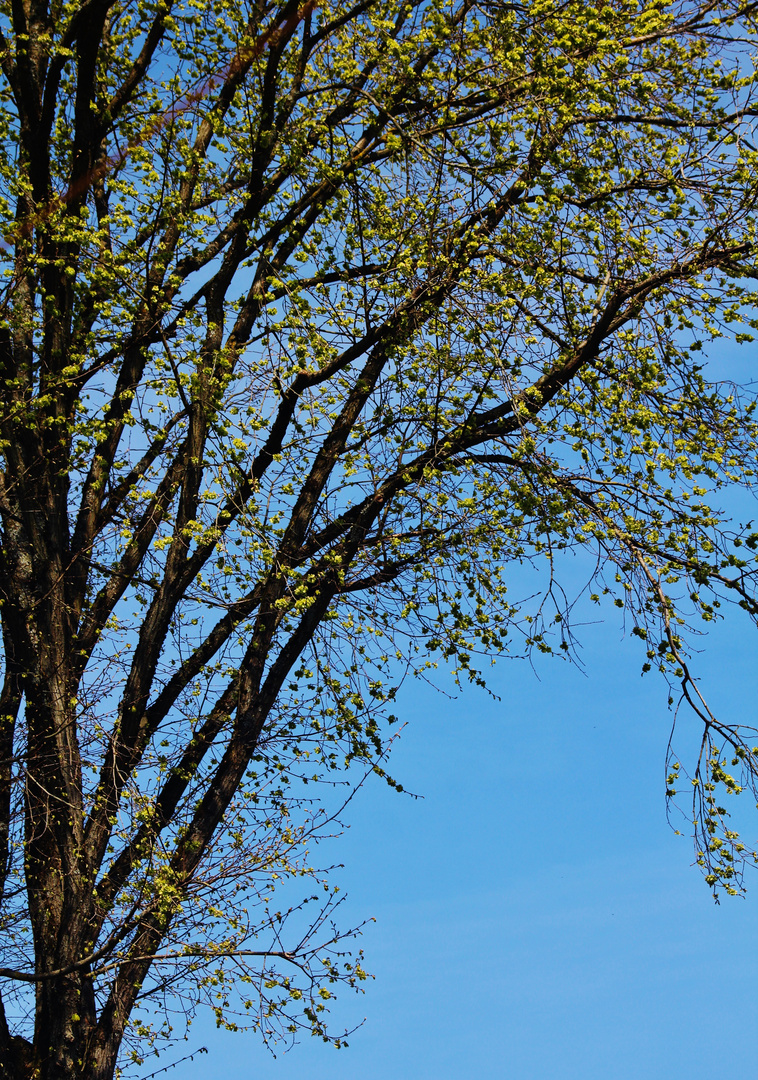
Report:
165,554,758,1080
145,134,758,1080
164,321,758,1080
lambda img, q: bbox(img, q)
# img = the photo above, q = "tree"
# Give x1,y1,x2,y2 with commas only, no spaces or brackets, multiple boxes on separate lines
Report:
1,0,758,1075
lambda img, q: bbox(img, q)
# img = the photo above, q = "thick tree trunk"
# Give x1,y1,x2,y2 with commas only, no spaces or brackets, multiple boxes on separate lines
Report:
0,445,101,1078
0,1033,36,1080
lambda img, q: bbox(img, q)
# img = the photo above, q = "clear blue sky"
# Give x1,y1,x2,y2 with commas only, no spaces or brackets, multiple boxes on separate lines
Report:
163,549,758,1080
152,180,758,1080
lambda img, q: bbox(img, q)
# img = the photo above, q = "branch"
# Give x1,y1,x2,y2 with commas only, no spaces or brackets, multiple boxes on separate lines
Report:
103,1,176,126
74,442,187,663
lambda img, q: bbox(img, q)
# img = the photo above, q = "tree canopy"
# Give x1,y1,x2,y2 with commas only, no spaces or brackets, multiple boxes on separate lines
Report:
1,0,758,1076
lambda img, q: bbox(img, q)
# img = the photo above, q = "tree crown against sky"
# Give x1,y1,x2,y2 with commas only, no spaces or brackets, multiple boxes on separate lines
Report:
1,0,758,1076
